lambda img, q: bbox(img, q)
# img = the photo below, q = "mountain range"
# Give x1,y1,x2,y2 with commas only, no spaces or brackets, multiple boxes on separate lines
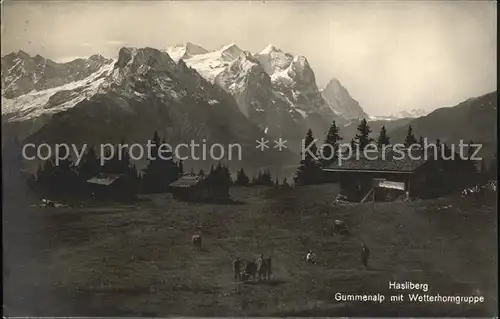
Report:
1,42,497,171
389,91,497,160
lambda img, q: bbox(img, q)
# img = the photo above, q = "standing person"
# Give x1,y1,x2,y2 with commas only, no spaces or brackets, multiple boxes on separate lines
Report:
233,257,242,281
361,243,370,268
257,254,264,281
265,257,272,281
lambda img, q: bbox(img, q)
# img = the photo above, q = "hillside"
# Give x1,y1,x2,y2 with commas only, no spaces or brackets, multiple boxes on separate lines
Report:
388,91,497,159
4,185,497,316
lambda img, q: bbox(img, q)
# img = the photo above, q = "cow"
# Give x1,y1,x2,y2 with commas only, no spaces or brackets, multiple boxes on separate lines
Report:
306,249,316,264
192,234,202,251
240,271,250,282
244,261,257,281
333,219,350,235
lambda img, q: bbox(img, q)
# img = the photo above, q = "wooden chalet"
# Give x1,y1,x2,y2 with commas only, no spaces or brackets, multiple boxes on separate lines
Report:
87,173,131,200
169,172,231,201
322,148,470,201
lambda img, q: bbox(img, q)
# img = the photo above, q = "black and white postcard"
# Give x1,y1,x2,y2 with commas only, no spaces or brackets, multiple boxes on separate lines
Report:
2,0,498,317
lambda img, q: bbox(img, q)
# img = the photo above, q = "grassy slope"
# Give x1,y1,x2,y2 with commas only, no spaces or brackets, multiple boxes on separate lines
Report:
3,184,497,316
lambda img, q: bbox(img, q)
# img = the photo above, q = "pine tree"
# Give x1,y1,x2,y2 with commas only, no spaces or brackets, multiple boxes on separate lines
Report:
222,165,232,189
466,140,476,160
178,160,184,176
251,176,257,185
419,136,425,147
464,140,480,185
282,177,289,187
235,168,250,186
435,138,442,159
3,137,29,201
321,120,342,164
253,169,274,186
294,129,322,185
376,125,390,147
479,159,487,181
78,146,100,180
142,131,180,193
350,138,356,151
102,144,132,175
404,125,418,147
39,156,79,198
487,153,497,180
353,119,374,149
303,129,318,158
206,163,231,199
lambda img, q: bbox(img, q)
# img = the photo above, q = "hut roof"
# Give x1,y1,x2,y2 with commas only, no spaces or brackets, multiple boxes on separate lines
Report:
323,148,428,173
87,173,124,186
169,173,206,188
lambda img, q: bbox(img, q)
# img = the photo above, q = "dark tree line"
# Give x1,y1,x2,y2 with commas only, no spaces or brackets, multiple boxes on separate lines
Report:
32,131,183,199
234,167,289,187
293,118,492,190
28,126,291,201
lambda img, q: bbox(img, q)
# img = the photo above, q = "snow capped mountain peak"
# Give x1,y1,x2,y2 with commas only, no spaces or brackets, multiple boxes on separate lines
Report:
260,44,281,55
290,55,309,70
254,45,293,76
218,43,243,60
368,108,432,121
164,43,244,83
219,43,238,50
389,108,431,119
2,50,114,99
184,42,208,53
2,56,115,120
115,46,177,75
165,42,208,62
234,51,259,65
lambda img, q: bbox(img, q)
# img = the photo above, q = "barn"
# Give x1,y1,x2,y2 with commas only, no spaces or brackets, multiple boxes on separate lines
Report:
322,148,471,201
86,173,131,200
169,173,230,202
169,173,209,201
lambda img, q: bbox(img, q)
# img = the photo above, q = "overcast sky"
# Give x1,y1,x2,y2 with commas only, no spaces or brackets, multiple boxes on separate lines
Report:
1,1,497,116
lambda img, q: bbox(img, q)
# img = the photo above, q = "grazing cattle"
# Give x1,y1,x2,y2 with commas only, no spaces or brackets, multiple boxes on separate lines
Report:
244,261,257,281
306,250,316,264
240,271,250,282
333,220,350,235
192,234,202,251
